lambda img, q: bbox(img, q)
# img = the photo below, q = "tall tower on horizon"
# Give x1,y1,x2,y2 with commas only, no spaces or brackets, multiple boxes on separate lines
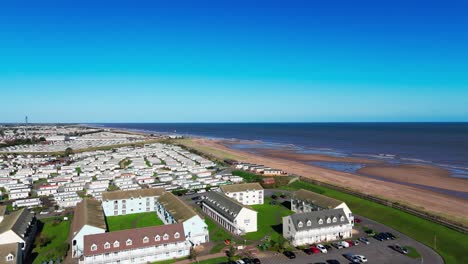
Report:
24,115,29,138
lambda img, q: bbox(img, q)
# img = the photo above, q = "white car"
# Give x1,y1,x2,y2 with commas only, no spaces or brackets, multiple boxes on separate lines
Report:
352,255,368,263
235,260,245,264
338,241,350,248
316,244,327,253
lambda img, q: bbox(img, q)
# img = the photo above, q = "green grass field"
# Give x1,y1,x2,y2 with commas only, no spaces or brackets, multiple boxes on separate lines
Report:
242,197,293,241
282,180,468,264
32,217,71,264
405,246,422,259
106,212,164,232
197,257,229,264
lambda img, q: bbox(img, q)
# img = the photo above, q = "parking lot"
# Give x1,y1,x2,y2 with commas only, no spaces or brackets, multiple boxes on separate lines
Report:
256,238,421,264
182,191,442,264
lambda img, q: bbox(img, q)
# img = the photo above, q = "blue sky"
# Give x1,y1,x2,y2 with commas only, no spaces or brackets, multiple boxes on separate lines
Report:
1,0,467,123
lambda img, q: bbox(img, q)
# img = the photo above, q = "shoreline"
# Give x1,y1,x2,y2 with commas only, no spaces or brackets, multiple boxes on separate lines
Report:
181,137,468,225
89,126,468,224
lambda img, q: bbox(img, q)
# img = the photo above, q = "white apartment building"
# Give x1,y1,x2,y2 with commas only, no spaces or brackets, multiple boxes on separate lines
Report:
202,191,257,235
80,223,190,264
283,208,353,246
101,188,164,216
220,183,264,205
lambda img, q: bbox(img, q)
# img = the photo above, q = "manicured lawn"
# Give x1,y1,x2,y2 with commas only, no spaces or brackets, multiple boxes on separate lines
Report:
106,212,164,232
232,170,263,183
151,257,188,264
32,217,71,264
283,181,468,264
197,257,229,264
405,246,422,259
242,197,293,241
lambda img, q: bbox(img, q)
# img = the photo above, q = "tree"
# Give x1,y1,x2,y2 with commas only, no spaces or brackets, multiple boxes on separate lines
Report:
189,247,200,263
227,245,237,261
39,137,46,142
64,147,73,156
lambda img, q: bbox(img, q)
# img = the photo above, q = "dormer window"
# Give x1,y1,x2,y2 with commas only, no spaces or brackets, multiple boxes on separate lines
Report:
297,221,303,228
306,220,312,226
114,241,120,248
155,235,161,241
340,216,345,222
126,239,132,246
163,233,169,240
91,244,97,251
6,254,14,261
332,217,337,223
327,218,331,224
174,232,180,239
318,218,323,225
104,242,110,249
143,236,149,243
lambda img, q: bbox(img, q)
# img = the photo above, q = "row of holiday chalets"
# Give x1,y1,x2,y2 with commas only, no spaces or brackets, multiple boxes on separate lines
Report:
0,143,245,211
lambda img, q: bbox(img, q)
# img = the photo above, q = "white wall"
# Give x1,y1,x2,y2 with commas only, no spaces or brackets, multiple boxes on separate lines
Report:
182,215,209,245
235,208,257,233
102,196,158,216
72,225,106,258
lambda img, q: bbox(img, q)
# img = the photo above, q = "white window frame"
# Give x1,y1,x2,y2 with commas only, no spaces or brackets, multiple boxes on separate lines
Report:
126,239,132,246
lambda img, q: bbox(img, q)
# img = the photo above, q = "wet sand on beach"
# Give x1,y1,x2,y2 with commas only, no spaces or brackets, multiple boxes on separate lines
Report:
358,164,468,193
189,138,468,223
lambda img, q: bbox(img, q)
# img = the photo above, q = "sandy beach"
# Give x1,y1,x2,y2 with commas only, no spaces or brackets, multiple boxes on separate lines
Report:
358,164,468,193
182,138,468,225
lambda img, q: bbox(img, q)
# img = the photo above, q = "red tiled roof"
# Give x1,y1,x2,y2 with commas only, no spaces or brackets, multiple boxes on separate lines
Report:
83,223,185,256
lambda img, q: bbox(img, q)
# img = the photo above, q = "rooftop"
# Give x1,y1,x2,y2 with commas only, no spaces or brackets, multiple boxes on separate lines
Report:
71,198,106,236
292,189,343,209
158,192,197,222
202,191,251,221
288,208,349,231
102,188,164,201
220,182,263,193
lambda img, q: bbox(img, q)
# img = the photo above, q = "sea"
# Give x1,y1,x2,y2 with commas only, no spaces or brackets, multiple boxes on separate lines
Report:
93,123,468,180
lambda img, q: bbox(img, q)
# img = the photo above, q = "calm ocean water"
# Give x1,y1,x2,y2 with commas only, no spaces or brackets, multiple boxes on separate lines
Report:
94,123,468,178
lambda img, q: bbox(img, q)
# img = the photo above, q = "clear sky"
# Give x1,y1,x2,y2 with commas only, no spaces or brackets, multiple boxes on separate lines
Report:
1,0,467,123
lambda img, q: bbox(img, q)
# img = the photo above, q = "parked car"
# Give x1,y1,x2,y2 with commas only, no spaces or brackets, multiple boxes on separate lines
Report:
324,244,333,251
373,234,385,241
338,241,350,248
242,258,253,264
310,246,320,254
317,244,328,253
385,232,396,240
353,240,360,246
359,237,370,244
326,260,341,264
393,244,409,254
332,242,343,249
252,258,261,264
304,248,313,255
352,255,368,263
346,240,355,246
284,251,296,259
354,218,362,223
235,260,245,264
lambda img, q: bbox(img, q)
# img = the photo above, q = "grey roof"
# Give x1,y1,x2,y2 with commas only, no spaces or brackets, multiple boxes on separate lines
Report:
202,191,247,221
220,183,263,193
287,208,349,232
292,189,343,209
0,208,34,237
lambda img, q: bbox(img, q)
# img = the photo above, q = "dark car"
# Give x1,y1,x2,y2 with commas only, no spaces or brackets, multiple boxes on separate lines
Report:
326,260,341,264
373,234,385,241
242,258,253,264
385,232,396,240
393,244,409,254
324,244,333,251
191,196,201,201
284,251,296,259
252,258,261,264
304,248,313,255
